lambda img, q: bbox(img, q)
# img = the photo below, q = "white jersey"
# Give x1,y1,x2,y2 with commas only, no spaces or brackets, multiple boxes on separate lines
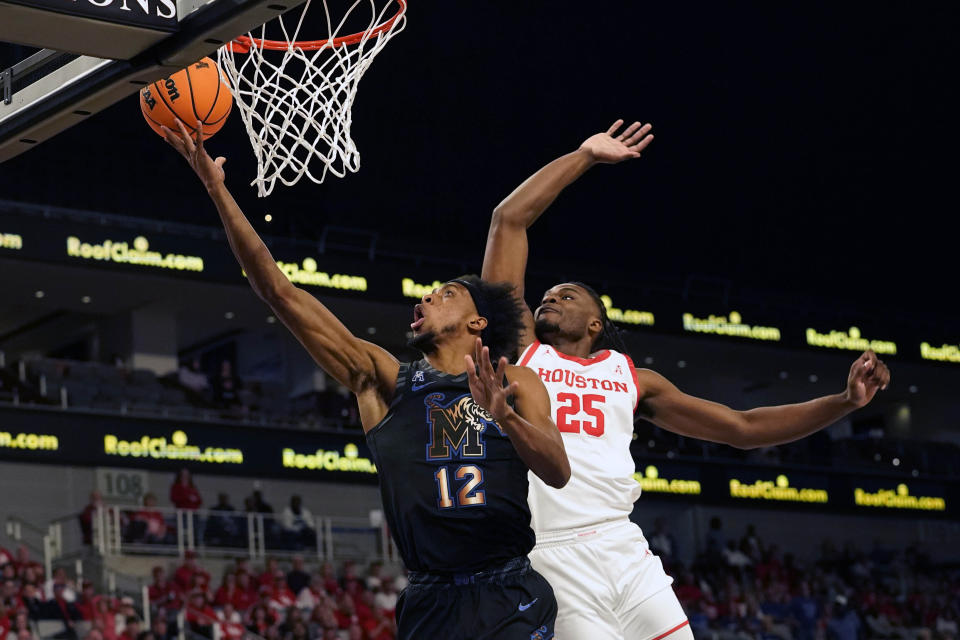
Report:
518,340,642,533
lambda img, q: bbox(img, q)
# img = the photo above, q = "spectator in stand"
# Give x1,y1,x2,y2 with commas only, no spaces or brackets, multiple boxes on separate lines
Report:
248,491,274,515
258,558,282,589
247,490,279,547
131,494,169,545
213,573,238,608
0,546,15,567
147,567,182,613
204,494,243,549
11,609,37,640
281,496,315,551
74,581,100,621
217,603,245,640
42,568,77,602
286,621,309,640
268,576,296,613
308,604,338,637
277,607,305,637
150,617,175,640
212,360,241,409
789,581,819,640
648,517,679,567
43,582,83,637
333,593,359,630
14,547,44,581
362,607,396,640
246,604,274,637
232,573,256,613
296,575,325,612
286,556,310,597
136,631,156,640
178,359,209,395
740,524,764,563
185,592,217,638
169,470,202,511
119,616,140,640
373,579,397,616
706,516,726,567
826,595,861,640
174,552,210,593
20,584,45,620
0,603,12,640
318,564,338,595
1,564,16,582
91,599,119,640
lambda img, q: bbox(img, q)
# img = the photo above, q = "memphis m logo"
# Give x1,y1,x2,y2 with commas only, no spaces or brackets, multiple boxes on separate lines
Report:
425,393,502,460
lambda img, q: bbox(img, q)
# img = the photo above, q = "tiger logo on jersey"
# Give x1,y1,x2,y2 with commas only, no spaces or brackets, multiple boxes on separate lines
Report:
424,393,504,460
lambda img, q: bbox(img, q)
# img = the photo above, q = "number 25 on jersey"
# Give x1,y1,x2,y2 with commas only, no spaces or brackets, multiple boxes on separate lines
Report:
556,393,605,436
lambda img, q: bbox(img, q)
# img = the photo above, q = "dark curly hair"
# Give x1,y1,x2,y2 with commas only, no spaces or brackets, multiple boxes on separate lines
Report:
450,275,527,363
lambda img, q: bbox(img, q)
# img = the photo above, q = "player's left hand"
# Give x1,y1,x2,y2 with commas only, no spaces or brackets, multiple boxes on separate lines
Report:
843,350,891,407
580,119,654,163
465,338,519,423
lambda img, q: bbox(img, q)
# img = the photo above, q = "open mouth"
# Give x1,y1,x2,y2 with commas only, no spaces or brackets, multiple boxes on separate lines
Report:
411,304,426,331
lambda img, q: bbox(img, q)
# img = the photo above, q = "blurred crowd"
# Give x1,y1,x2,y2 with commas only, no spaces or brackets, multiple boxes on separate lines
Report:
0,545,399,640
147,555,399,640
650,518,960,640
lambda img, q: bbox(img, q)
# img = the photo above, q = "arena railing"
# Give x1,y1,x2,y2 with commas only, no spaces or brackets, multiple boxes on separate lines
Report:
80,505,399,565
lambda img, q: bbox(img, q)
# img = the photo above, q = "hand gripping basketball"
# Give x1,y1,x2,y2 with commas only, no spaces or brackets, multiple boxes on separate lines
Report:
465,338,519,424
162,120,227,190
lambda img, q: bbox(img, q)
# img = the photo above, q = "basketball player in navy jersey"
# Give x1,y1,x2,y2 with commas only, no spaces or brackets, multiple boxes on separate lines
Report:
163,121,569,639
482,119,891,640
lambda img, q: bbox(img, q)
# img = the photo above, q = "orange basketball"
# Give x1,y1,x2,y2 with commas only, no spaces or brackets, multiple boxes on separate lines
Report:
139,57,232,140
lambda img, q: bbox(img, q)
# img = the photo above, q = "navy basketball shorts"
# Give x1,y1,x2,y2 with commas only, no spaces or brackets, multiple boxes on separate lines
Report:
395,556,557,640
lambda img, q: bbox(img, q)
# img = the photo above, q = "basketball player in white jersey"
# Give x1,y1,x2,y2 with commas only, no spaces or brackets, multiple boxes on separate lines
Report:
481,119,892,640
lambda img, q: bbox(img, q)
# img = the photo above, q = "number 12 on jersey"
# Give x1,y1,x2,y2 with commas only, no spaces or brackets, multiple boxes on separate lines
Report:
435,465,486,509
556,393,605,436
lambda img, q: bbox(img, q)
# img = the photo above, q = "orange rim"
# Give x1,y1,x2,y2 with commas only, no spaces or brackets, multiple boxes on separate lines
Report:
229,0,406,53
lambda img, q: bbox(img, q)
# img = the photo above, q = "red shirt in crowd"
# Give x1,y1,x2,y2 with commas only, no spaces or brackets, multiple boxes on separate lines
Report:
231,589,256,613
219,620,245,640
149,580,183,610
186,604,218,627
0,547,14,566
268,585,296,611
170,484,203,510
174,564,210,593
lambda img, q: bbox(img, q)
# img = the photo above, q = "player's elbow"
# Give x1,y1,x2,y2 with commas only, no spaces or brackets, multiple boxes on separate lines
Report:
490,205,529,229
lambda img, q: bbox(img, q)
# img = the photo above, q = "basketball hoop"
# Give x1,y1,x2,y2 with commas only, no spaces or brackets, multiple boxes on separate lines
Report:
218,0,407,197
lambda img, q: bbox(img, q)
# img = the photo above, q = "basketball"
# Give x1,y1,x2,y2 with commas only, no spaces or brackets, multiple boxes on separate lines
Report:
139,57,232,140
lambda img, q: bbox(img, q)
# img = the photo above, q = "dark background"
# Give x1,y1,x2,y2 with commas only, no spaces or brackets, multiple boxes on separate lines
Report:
0,2,956,318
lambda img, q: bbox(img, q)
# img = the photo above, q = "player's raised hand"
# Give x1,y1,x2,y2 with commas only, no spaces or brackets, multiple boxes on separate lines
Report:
161,120,227,189
844,350,891,407
579,119,654,164
465,337,519,423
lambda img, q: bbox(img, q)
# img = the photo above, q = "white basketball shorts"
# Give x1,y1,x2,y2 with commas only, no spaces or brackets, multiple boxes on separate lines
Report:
529,518,692,640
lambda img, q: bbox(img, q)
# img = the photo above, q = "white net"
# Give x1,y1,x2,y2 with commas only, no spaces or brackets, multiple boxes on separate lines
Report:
217,0,406,197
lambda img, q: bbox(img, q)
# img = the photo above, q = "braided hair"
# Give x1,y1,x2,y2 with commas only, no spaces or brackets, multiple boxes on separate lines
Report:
568,281,631,355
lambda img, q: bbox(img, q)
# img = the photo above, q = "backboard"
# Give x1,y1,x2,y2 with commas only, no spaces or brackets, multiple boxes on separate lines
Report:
0,0,308,162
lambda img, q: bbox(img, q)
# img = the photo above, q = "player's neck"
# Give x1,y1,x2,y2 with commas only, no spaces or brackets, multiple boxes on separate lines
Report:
424,339,476,376
547,335,596,360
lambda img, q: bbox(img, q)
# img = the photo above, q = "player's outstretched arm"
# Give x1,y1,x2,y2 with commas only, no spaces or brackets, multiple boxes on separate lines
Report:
162,122,399,429
481,119,653,350
638,351,891,449
465,339,570,488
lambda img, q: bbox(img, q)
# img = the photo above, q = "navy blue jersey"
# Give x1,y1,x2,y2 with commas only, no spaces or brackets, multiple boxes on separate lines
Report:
366,359,535,573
